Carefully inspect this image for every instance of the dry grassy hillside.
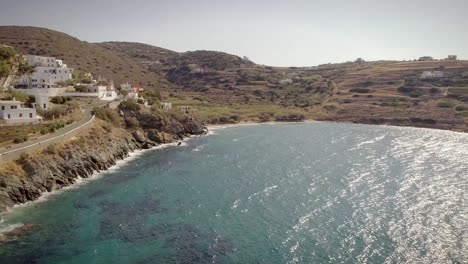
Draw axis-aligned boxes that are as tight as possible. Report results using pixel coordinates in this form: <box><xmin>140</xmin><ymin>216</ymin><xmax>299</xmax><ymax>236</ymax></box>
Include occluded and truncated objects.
<box><xmin>0</xmin><ymin>26</ymin><xmax>167</xmax><ymax>89</ymax></box>
<box><xmin>0</xmin><ymin>26</ymin><xmax>467</xmax><ymax>131</ymax></box>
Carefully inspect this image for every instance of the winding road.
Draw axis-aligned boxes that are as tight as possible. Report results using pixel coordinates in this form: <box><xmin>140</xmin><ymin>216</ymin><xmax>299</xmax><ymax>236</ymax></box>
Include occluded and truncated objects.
<box><xmin>0</xmin><ymin>101</ymin><xmax>108</xmax><ymax>163</ymax></box>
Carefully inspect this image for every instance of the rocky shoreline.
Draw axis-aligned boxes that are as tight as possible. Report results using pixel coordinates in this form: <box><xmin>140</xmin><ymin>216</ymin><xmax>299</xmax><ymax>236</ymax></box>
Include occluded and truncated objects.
<box><xmin>0</xmin><ymin>113</ymin><xmax>207</xmax><ymax>214</ymax></box>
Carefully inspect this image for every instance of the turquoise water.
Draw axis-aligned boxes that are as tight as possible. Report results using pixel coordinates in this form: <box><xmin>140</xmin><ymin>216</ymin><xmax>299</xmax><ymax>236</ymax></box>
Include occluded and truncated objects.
<box><xmin>0</xmin><ymin>122</ymin><xmax>467</xmax><ymax>263</ymax></box>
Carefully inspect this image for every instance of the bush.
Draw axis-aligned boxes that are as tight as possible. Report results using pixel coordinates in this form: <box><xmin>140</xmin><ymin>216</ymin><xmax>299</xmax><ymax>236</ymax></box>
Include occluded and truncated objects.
<box><xmin>350</xmin><ymin>88</ymin><xmax>371</xmax><ymax>93</ymax></box>
<box><xmin>13</xmin><ymin>135</ymin><xmax>28</xmax><ymax>144</ymax></box>
<box><xmin>93</xmin><ymin>107</ymin><xmax>122</xmax><ymax>126</ymax></box>
<box><xmin>119</xmin><ymin>100</ymin><xmax>141</xmax><ymax>112</ymax></box>
<box><xmin>398</xmin><ymin>86</ymin><xmax>415</xmax><ymax>93</ymax></box>
<box><xmin>437</xmin><ymin>101</ymin><xmax>454</xmax><ymax>108</ymax></box>
<box><xmin>46</xmin><ymin>144</ymin><xmax>57</xmax><ymax>154</ymax></box>
<box><xmin>275</xmin><ymin>112</ymin><xmax>305</xmax><ymax>121</ymax></box>
<box><xmin>7</xmin><ymin>91</ymin><xmax>32</xmax><ymax>103</ymax></box>
<box><xmin>430</xmin><ymin>87</ymin><xmax>440</xmax><ymax>94</ymax></box>
<box><xmin>454</xmin><ymin>105</ymin><xmax>468</xmax><ymax>111</ymax></box>
<box><xmin>125</xmin><ymin>116</ymin><xmax>140</xmax><ymax>128</ymax></box>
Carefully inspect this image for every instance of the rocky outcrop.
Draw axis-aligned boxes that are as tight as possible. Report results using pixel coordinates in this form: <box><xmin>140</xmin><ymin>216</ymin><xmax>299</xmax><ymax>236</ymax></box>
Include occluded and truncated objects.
<box><xmin>184</xmin><ymin>120</ymin><xmax>207</xmax><ymax>135</ymax></box>
<box><xmin>0</xmin><ymin>117</ymin><xmax>207</xmax><ymax>213</ymax></box>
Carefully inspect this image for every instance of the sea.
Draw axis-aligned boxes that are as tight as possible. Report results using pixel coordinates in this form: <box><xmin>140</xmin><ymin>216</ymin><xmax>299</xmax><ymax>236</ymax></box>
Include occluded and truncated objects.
<box><xmin>0</xmin><ymin>122</ymin><xmax>467</xmax><ymax>263</ymax></box>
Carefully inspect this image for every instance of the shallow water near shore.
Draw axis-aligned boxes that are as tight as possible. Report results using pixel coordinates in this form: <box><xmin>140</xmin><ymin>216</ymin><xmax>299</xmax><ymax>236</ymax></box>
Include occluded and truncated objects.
<box><xmin>0</xmin><ymin>122</ymin><xmax>467</xmax><ymax>263</ymax></box>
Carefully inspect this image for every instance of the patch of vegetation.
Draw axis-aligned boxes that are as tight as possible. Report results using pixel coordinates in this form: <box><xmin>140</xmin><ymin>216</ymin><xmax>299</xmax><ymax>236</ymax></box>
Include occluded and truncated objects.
<box><xmin>0</xmin><ymin>46</ymin><xmax>16</xmax><ymax>77</ymax></box>
<box><xmin>38</xmin><ymin>101</ymin><xmax>79</xmax><ymax>119</ymax></box>
<box><xmin>119</xmin><ymin>99</ymin><xmax>141</xmax><ymax>112</ymax></box>
<box><xmin>17</xmin><ymin>63</ymin><xmax>34</xmax><ymax>75</ymax></box>
<box><xmin>454</xmin><ymin>105</ymin><xmax>468</xmax><ymax>112</ymax></box>
<box><xmin>93</xmin><ymin>106</ymin><xmax>121</xmax><ymax>126</ymax></box>
<box><xmin>274</xmin><ymin>112</ymin><xmax>305</xmax><ymax>121</ymax></box>
<box><xmin>13</xmin><ymin>135</ymin><xmax>28</xmax><ymax>144</ymax></box>
<box><xmin>398</xmin><ymin>86</ymin><xmax>425</xmax><ymax>98</ymax></box>
<box><xmin>437</xmin><ymin>101</ymin><xmax>454</xmax><ymax>108</ymax></box>
<box><xmin>41</xmin><ymin>121</ymin><xmax>66</xmax><ymax>134</ymax></box>
<box><xmin>350</xmin><ymin>88</ymin><xmax>371</xmax><ymax>93</ymax></box>
<box><xmin>6</xmin><ymin>91</ymin><xmax>34</xmax><ymax>104</ymax></box>
<box><xmin>50</xmin><ymin>96</ymin><xmax>73</xmax><ymax>104</ymax></box>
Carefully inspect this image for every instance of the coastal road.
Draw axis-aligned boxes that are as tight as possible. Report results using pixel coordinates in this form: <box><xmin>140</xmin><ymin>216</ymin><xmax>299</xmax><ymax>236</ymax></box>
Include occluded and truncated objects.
<box><xmin>0</xmin><ymin>100</ymin><xmax>109</xmax><ymax>163</ymax></box>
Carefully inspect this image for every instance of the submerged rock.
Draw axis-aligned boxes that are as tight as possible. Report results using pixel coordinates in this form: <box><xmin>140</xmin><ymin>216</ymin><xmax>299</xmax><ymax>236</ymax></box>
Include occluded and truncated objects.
<box><xmin>0</xmin><ymin>224</ymin><xmax>40</xmax><ymax>244</ymax></box>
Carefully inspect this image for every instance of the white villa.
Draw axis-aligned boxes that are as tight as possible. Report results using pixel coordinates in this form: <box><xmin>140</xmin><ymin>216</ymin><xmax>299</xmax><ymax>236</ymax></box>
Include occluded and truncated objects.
<box><xmin>161</xmin><ymin>102</ymin><xmax>172</xmax><ymax>111</ymax></box>
<box><xmin>120</xmin><ymin>82</ymin><xmax>133</xmax><ymax>92</ymax></box>
<box><xmin>0</xmin><ymin>99</ymin><xmax>41</xmax><ymax>124</ymax></box>
<box><xmin>279</xmin><ymin>78</ymin><xmax>293</xmax><ymax>85</ymax></box>
<box><xmin>64</xmin><ymin>84</ymin><xmax>117</xmax><ymax>101</ymax></box>
<box><xmin>16</xmin><ymin>55</ymin><xmax>74</xmax><ymax>90</ymax></box>
<box><xmin>33</xmin><ymin>95</ymin><xmax>50</xmax><ymax>110</ymax></box>
<box><xmin>420</xmin><ymin>71</ymin><xmax>444</xmax><ymax>79</ymax></box>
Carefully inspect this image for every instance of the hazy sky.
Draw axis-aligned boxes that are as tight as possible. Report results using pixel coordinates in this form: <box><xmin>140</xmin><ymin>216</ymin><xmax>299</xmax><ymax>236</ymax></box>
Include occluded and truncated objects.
<box><xmin>0</xmin><ymin>0</ymin><xmax>467</xmax><ymax>66</ymax></box>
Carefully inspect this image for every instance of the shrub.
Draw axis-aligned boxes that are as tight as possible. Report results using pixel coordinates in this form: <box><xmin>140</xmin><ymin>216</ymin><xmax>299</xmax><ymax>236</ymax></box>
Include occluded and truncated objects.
<box><xmin>430</xmin><ymin>87</ymin><xmax>440</xmax><ymax>94</ymax></box>
<box><xmin>119</xmin><ymin>100</ymin><xmax>141</xmax><ymax>112</ymax></box>
<box><xmin>350</xmin><ymin>88</ymin><xmax>370</xmax><ymax>93</ymax></box>
<box><xmin>13</xmin><ymin>135</ymin><xmax>28</xmax><ymax>144</ymax></box>
<box><xmin>275</xmin><ymin>112</ymin><xmax>305</xmax><ymax>121</ymax></box>
<box><xmin>93</xmin><ymin>107</ymin><xmax>122</xmax><ymax>126</ymax></box>
<box><xmin>454</xmin><ymin>105</ymin><xmax>468</xmax><ymax>111</ymax></box>
<box><xmin>125</xmin><ymin>116</ymin><xmax>140</xmax><ymax>128</ymax></box>
<box><xmin>258</xmin><ymin>113</ymin><xmax>273</xmax><ymax>122</ymax></box>
<box><xmin>398</xmin><ymin>86</ymin><xmax>415</xmax><ymax>93</ymax></box>
<box><xmin>437</xmin><ymin>101</ymin><xmax>454</xmax><ymax>108</ymax></box>
<box><xmin>46</xmin><ymin>144</ymin><xmax>57</xmax><ymax>154</ymax></box>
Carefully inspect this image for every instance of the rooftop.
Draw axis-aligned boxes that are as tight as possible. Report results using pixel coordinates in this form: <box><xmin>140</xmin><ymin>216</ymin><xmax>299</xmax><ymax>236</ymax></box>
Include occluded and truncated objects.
<box><xmin>0</xmin><ymin>100</ymin><xmax>21</xmax><ymax>105</ymax></box>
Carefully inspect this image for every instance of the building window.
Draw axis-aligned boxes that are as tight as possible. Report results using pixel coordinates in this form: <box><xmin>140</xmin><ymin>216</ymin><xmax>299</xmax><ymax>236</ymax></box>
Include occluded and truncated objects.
<box><xmin>7</xmin><ymin>114</ymin><xmax>10</xmax><ymax>119</ymax></box>
<box><xmin>19</xmin><ymin>113</ymin><xmax>23</xmax><ymax>118</ymax></box>
<box><xmin>30</xmin><ymin>113</ymin><xmax>33</xmax><ymax>118</ymax></box>
<box><xmin>1</xmin><ymin>106</ymin><xmax>4</xmax><ymax>110</ymax></box>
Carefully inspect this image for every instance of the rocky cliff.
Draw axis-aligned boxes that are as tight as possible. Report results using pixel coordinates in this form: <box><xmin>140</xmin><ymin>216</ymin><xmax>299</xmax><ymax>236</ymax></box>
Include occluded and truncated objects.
<box><xmin>0</xmin><ymin>115</ymin><xmax>207</xmax><ymax>213</ymax></box>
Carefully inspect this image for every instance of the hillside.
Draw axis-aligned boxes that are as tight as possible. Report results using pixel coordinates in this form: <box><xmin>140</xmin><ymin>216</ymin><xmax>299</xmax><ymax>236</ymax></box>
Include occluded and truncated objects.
<box><xmin>0</xmin><ymin>26</ymin><xmax>467</xmax><ymax>131</ymax></box>
<box><xmin>0</xmin><ymin>26</ymin><xmax>168</xmax><ymax>89</ymax></box>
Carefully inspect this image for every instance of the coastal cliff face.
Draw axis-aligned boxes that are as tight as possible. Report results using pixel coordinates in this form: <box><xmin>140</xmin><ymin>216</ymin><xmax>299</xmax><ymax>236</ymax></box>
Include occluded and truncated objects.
<box><xmin>0</xmin><ymin>115</ymin><xmax>207</xmax><ymax>213</ymax></box>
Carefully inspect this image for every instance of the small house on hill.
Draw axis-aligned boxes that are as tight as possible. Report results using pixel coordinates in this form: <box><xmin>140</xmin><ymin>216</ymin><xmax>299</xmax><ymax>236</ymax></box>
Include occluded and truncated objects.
<box><xmin>420</xmin><ymin>71</ymin><xmax>444</xmax><ymax>79</ymax></box>
<box><xmin>0</xmin><ymin>98</ymin><xmax>41</xmax><ymax>124</ymax></box>
<box><xmin>418</xmin><ymin>56</ymin><xmax>434</xmax><ymax>61</ymax></box>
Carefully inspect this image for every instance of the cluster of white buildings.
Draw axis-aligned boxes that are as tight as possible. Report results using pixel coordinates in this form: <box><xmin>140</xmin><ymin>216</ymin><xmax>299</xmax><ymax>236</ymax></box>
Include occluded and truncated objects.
<box><xmin>120</xmin><ymin>82</ymin><xmax>148</xmax><ymax>106</ymax></box>
<box><xmin>15</xmin><ymin>55</ymin><xmax>73</xmax><ymax>90</ymax></box>
<box><xmin>64</xmin><ymin>76</ymin><xmax>118</xmax><ymax>101</ymax></box>
<box><xmin>420</xmin><ymin>71</ymin><xmax>444</xmax><ymax>79</ymax></box>
<box><xmin>0</xmin><ymin>55</ymin><xmax>123</xmax><ymax>124</ymax></box>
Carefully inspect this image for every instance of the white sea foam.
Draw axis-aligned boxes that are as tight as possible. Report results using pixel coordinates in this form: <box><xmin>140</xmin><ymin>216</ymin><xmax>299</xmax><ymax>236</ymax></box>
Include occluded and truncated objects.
<box><xmin>247</xmin><ymin>185</ymin><xmax>278</xmax><ymax>200</ymax></box>
<box><xmin>231</xmin><ymin>199</ymin><xmax>241</xmax><ymax>209</ymax></box>
<box><xmin>0</xmin><ymin>222</ymin><xmax>24</xmax><ymax>235</ymax></box>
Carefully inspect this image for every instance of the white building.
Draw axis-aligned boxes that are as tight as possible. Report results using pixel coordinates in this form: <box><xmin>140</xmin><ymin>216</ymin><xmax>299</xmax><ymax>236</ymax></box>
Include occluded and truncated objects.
<box><xmin>447</xmin><ymin>55</ymin><xmax>457</xmax><ymax>61</ymax></box>
<box><xmin>0</xmin><ymin>99</ymin><xmax>41</xmax><ymax>124</ymax></box>
<box><xmin>120</xmin><ymin>82</ymin><xmax>133</xmax><ymax>92</ymax></box>
<box><xmin>420</xmin><ymin>71</ymin><xmax>444</xmax><ymax>79</ymax></box>
<box><xmin>27</xmin><ymin>55</ymin><xmax>57</xmax><ymax>68</ymax></box>
<box><xmin>33</xmin><ymin>95</ymin><xmax>50</xmax><ymax>110</ymax></box>
<box><xmin>64</xmin><ymin>85</ymin><xmax>117</xmax><ymax>101</ymax></box>
<box><xmin>16</xmin><ymin>55</ymin><xmax>74</xmax><ymax>89</ymax></box>
<box><xmin>279</xmin><ymin>78</ymin><xmax>293</xmax><ymax>85</ymax></box>
<box><xmin>161</xmin><ymin>102</ymin><xmax>172</xmax><ymax>111</ymax></box>
<box><xmin>12</xmin><ymin>87</ymin><xmax>67</xmax><ymax>97</ymax></box>
<box><xmin>126</xmin><ymin>92</ymin><xmax>148</xmax><ymax>106</ymax></box>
